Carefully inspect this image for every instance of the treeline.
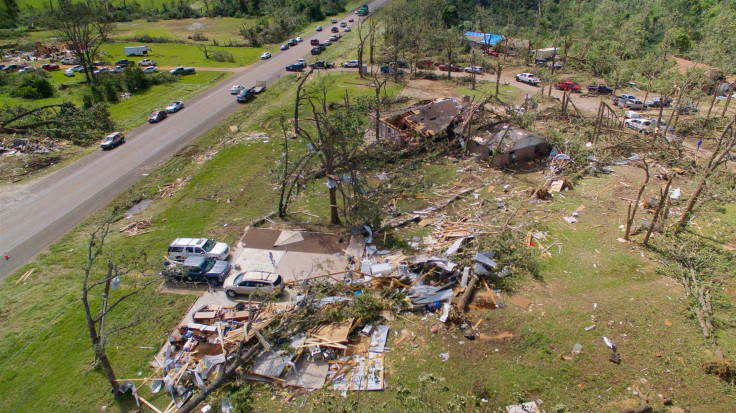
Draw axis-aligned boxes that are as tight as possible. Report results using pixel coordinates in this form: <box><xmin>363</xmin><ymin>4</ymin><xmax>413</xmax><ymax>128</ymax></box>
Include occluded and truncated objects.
<box><xmin>1</xmin><ymin>0</ymin><xmax>348</xmax><ymax>34</ymax></box>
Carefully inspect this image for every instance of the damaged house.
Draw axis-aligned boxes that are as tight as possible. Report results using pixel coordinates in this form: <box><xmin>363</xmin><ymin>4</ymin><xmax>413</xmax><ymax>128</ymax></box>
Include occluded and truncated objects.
<box><xmin>468</xmin><ymin>124</ymin><xmax>550</xmax><ymax>168</ymax></box>
<box><xmin>374</xmin><ymin>98</ymin><xmax>464</xmax><ymax>147</ymax></box>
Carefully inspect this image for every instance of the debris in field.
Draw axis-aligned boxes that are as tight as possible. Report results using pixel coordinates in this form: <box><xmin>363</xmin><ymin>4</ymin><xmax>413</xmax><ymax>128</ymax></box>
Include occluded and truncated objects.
<box><xmin>506</xmin><ymin>401</ymin><xmax>540</xmax><ymax>413</ymax></box>
<box><xmin>439</xmin><ymin>352</ymin><xmax>450</xmax><ymax>362</ymax></box>
<box><xmin>119</xmin><ymin>218</ymin><xmax>152</xmax><ymax>236</ymax></box>
<box><xmin>478</xmin><ymin>331</ymin><xmax>514</xmax><ymax>342</ymax></box>
<box><xmin>670</xmin><ymin>187</ymin><xmax>681</xmax><ymax>200</ymax></box>
<box><xmin>564</xmin><ymin>216</ymin><xmax>578</xmax><ymax>224</ymax></box>
<box><xmin>585</xmin><ymin>325</ymin><xmax>597</xmax><ymax>331</ymax></box>
<box><xmin>572</xmin><ymin>343</ymin><xmax>582</xmax><ymax>354</ymax></box>
<box><xmin>610</xmin><ymin>353</ymin><xmax>621</xmax><ymax>363</ymax></box>
<box><xmin>603</xmin><ymin>336</ymin><xmax>616</xmax><ymax>350</ymax></box>
<box><xmin>158</xmin><ymin>177</ymin><xmax>189</xmax><ymax>198</ymax></box>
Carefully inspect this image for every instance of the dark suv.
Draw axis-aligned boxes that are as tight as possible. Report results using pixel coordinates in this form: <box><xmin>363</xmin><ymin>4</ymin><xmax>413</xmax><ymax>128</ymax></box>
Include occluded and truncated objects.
<box><xmin>161</xmin><ymin>256</ymin><xmax>231</xmax><ymax>285</ymax></box>
<box><xmin>236</xmin><ymin>88</ymin><xmax>256</xmax><ymax>103</ymax></box>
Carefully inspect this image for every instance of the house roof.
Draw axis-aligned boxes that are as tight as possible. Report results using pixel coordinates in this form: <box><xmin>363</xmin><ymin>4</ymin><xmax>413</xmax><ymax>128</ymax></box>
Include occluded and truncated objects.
<box><xmin>472</xmin><ymin>124</ymin><xmax>547</xmax><ymax>151</ymax></box>
<box><xmin>404</xmin><ymin>98</ymin><xmax>463</xmax><ymax>137</ymax></box>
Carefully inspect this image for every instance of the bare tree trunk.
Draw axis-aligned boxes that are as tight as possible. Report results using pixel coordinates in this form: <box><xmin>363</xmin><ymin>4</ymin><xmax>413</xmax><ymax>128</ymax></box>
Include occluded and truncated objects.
<box><xmin>643</xmin><ymin>175</ymin><xmax>674</xmax><ymax>246</ymax></box>
<box><xmin>495</xmin><ymin>59</ymin><xmax>502</xmax><ymax>96</ymax></box>
<box><xmin>471</xmin><ymin>51</ymin><xmax>476</xmax><ymax>90</ymax></box>
<box><xmin>704</xmin><ymin>89</ymin><xmax>718</xmax><ymax>127</ymax></box>
<box><xmin>721</xmin><ymin>83</ymin><xmax>734</xmax><ymax>117</ymax></box>
<box><xmin>625</xmin><ymin>160</ymin><xmax>649</xmax><ymax>240</ymax></box>
<box><xmin>329</xmin><ymin>183</ymin><xmax>341</xmax><ymax>225</ymax></box>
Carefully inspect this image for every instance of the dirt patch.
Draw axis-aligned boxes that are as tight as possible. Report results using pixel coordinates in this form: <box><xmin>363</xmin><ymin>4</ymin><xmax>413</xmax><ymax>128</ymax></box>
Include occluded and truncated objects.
<box><xmin>398</xmin><ymin>79</ymin><xmax>460</xmax><ymax>100</ymax></box>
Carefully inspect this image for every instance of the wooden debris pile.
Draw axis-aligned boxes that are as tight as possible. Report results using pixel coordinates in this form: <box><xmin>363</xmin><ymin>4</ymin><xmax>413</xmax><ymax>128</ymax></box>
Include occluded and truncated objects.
<box><xmin>384</xmin><ymin>186</ymin><xmax>475</xmax><ymax>228</ymax></box>
<box><xmin>119</xmin><ymin>218</ymin><xmax>152</xmax><ymax>236</ymax></box>
<box><xmin>158</xmin><ymin>177</ymin><xmax>189</xmax><ymax>198</ymax></box>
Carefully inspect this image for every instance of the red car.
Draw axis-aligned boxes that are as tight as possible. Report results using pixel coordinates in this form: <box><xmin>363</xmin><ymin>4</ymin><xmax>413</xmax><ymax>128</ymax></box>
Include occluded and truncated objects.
<box><xmin>438</xmin><ymin>64</ymin><xmax>462</xmax><ymax>72</ymax></box>
<box><xmin>41</xmin><ymin>63</ymin><xmax>60</xmax><ymax>71</ymax></box>
<box><xmin>554</xmin><ymin>81</ymin><xmax>582</xmax><ymax>92</ymax></box>
<box><xmin>483</xmin><ymin>49</ymin><xmax>499</xmax><ymax>57</ymax></box>
<box><xmin>148</xmin><ymin>110</ymin><xmax>168</xmax><ymax>123</ymax></box>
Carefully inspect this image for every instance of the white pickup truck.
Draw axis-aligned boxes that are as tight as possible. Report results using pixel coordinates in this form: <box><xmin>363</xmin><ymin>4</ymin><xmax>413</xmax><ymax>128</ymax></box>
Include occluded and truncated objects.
<box><xmin>515</xmin><ymin>73</ymin><xmax>540</xmax><ymax>86</ymax></box>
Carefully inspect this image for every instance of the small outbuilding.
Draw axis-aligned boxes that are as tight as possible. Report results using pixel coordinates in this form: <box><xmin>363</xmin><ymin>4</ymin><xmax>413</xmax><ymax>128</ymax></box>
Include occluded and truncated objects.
<box><xmin>374</xmin><ymin>98</ymin><xmax>464</xmax><ymax>147</ymax></box>
<box><xmin>468</xmin><ymin>124</ymin><xmax>550</xmax><ymax>168</ymax></box>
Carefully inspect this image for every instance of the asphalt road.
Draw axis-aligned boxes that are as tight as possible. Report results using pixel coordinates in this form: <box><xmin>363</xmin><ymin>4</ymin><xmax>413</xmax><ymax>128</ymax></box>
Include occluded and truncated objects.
<box><xmin>0</xmin><ymin>0</ymin><xmax>391</xmax><ymax>279</ymax></box>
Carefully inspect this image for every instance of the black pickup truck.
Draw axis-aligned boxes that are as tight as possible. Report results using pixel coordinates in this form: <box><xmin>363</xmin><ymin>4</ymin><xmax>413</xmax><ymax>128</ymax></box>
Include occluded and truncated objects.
<box><xmin>586</xmin><ymin>84</ymin><xmax>614</xmax><ymax>95</ymax></box>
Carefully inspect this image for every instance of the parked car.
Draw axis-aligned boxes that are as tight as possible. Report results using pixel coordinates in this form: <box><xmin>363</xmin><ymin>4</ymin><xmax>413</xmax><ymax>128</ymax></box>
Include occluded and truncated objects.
<box><xmin>310</xmin><ymin>60</ymin><xmax>334</xmax><ymax>69</ymax></box>
<box><xmin>288</xmin><ymin>38</ymin><xmax>298</xmax><ymax>46</ymax></box>
<box><xmin>323</xmin><ymin>40</ymin><xmax>332</xmax><ymax>46</ymax></box>
<box><xmin>310</xmin><ymin>38</ymin><xmax>320</xmax><ymax>46</ymax></box>
<box><xmin>348</xmin><ymin>18</ymin><xmax>354</xmax><ymax>22</ymax></box>
<box><xmin>18</xmin><ymin>67</ymin><xmax>35</xmax><ymax>73</ymax></box>
<box><xmin>138</xmin><ymin>58</ymin><xmax>156</xmax><ymax>67</ymax></box>
<box><xmin>624</xmin><ymin>110</ymin><xmax>641</xmax><ymax>119</ymax></box>
<box><xmin>311</xmin><ymin>47</ymin><xmax>322</xmax><ymax>55</ymax></box>
<box><xmin>223</xmin><ymin>271</ymin><xmax>285</xmax><ymax>297</ymax></box>
<box><xmin>464</xmin><ymin>66</ymin><xmax>482</xmax><ymax>74</ymax></box>
<box><xmin>329</xmin><ymin>35</ymin><xmax>338</xmax><ymax>42</ymax></box>
<box><xmin>297</xmin><ymin>58</ymin><xmax>306</xmax><ymax>64</ymax></box>
<box><xmin>553</xmin><ymin>81</ymin><xmax>581</xmax><ymax>92</ymax></box>
<box><xmin>165</xmin><ymin>101</ymin><xmax>184</xmax><ymax>113</ymax></box>
<box><xmin>483</xmin><ymin>49</ymin><xmax>499</xmax><ymax>56</ymax></box>
<box><xmin>280</xmin><ymin>44</ymin><xmax>289</xmax><ymax>51</ymax></box>
<box><xmin>586</xmin><ymin>84</ymin><xmax>614</xmax><ymax>95</ymax></box>
<box><xmin>148</xmin><ymin>110</ymin><xmax>168</xmax><ymax>123</ymax></box>
<box><xmin>331</xmin><ymin>18</ymin><xmax>338</xmax><ymax>23</ymax></box>
<box><xmin>343</xmin><ymin>60</ymin><xmax>360</xmax><ymax>68</ymax></box>
<box><xmin>60</xmin><ymin>57</ymin><xmax>77</xmax><ymax>65</ymax></box>
<box><xmin>620</xmin><ymin>99</ymin><xmax>644</xmax><ymax>110</ymax></box>
<box><xmin>169</xmin><ymin>66</ymin><xmax>194</xmax><ymax>75</ymax></box>
<box><xmin>331</xmin><ymin>26</ymin><xmax>339</xmax><ymax>33</ymax></box>
<box><xmin>380</xmin><ymin>65</ymin><xmax>404</xmax><ymax>75</ymax></box>
<box><xmin>316</xmin><ymin>26</ymin><xmax>323</xmax><ymax>32</ymax></box>
<box><xmin>286</xmin><ymin>63</ymin><xmax>304</xmax><ymax>72</ymax></box>
<box><xmin>70</xmin><ymin>65</ymin><xmax>85</xmax><ymax>72</ymax></box>
<box><xmin>99</xmin><ymin>131</ymin><xmax>125</xmax><ymax>150</ymax></box>
<box><xmin>167</xmin><ymin>238</ymin><xmax>231</xmax><ymax>261</ymax></box>
<box><xmin>115</xmin><ymin>59</ymin><xmax>135</xmax><ymax>67</ymax></box>
<box><xmin>143</xmin><ymin>66</ymin><xmax>159</xmax><ymax>74</ymax></box>
<box><xmin>515</xmin><ymin>73</ymin><xmax>540</xmax><ymax>86</ymax></box>
<box><xmin>438</xmin><ymin>64</ymin><xmax>462</xmax><ymax>72</ymax></box>
<box><xmin>535</xmin><ymin>59</ymin><xmax>547</xmax><ymax>66</ymax></box>
<box><xmin>63</xmin><ymin>68</ymin><xmax>75</xmax><ymax>77</ymax></box>
<box><xmin>296</xmin><ymin>37</ymin><xmax>303</xmax><ymax>42</ymax></box>
<box><xmin>344</xmin><ymin>26</ymin><xmax>351</xmax><ymax>32</ymax></box>
<box><xmin>112</xmin><ymin>65</ymin><xmax>127</xmax><ymax>73</ymax></box>
<box><xmin>162</xmin><ymin>256</ymin><xmax>231</xmax><ymax>286</ymax></box>
<box><xmin>236</xmin><ymin>88</ymin><xmax>256</xmax><ymax>103</ymax></box>
<box><xmin>340</xmin><ymin>22</ymin><xmax>347</xmax><ymax>27</ymax></box>
<box><xmin>624</xmin><ymin>118</ymin><xmax>652</xmax><ymax>133</ymax></box>
<box><xmin>230</xmin><ymin>85</ymin><xmax>245</xmax><ymax>94</ymax></box>
<box><xmin>645</xmin><ymin>96</ymin><xmax>672</xmax><ymax>108</ymax></box>
<box><xmin>613</xmin><ymin>94</ymin><xmax>638</xmax><ymax>106</ymax></box>
<box><xmin>260</xmin><ymin>52</ymin><xmax>272</xmax><ymax>60</ymax></box>
<box><xmin>41</xmin><ymin>63</ymin><xmax>60</xmax><ymax>71</ymax></box>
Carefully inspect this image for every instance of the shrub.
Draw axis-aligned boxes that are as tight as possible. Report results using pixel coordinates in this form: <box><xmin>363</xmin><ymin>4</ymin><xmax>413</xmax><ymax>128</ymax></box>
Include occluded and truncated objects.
<box><xmin>9</xmin><ymin>72</ymin><xmax>55</xmax><ymax>99</ymax></box>
<box><xmin>210</xmin><ymin>50</ymin><xmax>234</xmax><ymax>62</ymax></box>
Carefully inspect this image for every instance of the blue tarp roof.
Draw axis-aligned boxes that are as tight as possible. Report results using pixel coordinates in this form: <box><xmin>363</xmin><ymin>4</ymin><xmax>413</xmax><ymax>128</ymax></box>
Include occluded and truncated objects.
<box><xmin>464</xmin><ymin>32</ymin><xmax>503</xmax><ymax>46</ymax></box>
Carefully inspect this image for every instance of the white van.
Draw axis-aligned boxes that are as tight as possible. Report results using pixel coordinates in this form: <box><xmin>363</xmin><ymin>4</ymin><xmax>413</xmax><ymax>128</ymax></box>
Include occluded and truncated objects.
<box><xmin>167</xmin><ymin>238</ymin><xmax>230</xmax><ymax>261</ymax></box>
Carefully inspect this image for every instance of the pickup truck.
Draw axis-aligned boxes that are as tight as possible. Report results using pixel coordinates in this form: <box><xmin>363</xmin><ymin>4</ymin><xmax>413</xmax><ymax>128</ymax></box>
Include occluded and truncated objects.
<box><xmin>170</xmin><ymin>66</ymin><xmax>196</xmax><ymax>75</ymax></box>
<box><xmin>515</xmin><ymin>73</ymin><xmax>540</xmax><ymax>86</ymax></box>
<box><xmin>138</xmin><ymin>58</ymin><xmax>157</xmax><ymax>67</ymax></box>
<box><xmin>613</xmin><ymin>94</ymin><xmax>639</xmax><ymax>106</ymax></box>
<box><xmin>586</xmin><ymin>84</ymin><xmax>614</xmax><ymax>95</ymax></box>
<box><xmin>115</xmin><ymin>59</ymin><xmax>135</xmax><ymax>67</ymax></box>
<box><xmin>161</xmin><ymin>256</ymin><xmax>231</xmax><ymax>286</ymax></box>
<box><xmin>554</xmin><ymin>81</ymin><xmax>581</xmax><ymax>92</ymax></box>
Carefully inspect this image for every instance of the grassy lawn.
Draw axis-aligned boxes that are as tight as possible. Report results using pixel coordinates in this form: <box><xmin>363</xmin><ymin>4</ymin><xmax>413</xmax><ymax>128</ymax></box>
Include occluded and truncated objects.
<box><xmin>116</xmin><ymin>17</ymin><xmax>249</xmax><ymax>45</ymax></box>
<box><xmin>0</xmin><ymin>70</ymin><xmax>230</xmax><ymax>132</ymax></box>
<box><xmin>98</xmin><ymin>42</ymin><xmax>269</xmax><ymax>68</ymax></box>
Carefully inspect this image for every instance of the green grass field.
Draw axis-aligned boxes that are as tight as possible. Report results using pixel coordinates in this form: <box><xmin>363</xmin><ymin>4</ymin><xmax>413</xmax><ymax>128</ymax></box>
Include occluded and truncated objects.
<box><xmin>0</xmin><ymin>70</ymin><xmax>229</xmax><ymax>131</ymax></box>
<box><xmin>98</xmin><ymin>42</ymin><xmax>269</xmax><ymax>68</ymax></box>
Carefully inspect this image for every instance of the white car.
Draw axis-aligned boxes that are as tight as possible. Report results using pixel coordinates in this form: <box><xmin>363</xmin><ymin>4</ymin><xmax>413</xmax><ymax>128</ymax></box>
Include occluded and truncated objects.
<box><xmin>70</xmin><ymin>65</ymin><xmax>85</xmax><ymax>72</ymax></box>
<box><xmin>167</xmin><ymin>238</ymin><xmax>231</xmax><ymax>262</ymax></box>
<box><xmin>165</xmin><ymin>101</ymin><xmax>184</xmax><ymax>113</ymax></box>
<box><xmin>624</xmin><ymin>110</ymin><xmax>641</xmax><ymax>119</ymax></box>
<box><xmin>343</xmin><ymin>60</ymin><xmax>359</xmax><ymax>68</ymax></box>
<box><xmin>230</xmin><ymin>85</ymin><xmax>245</xmax><ymax>94</ymax></box>
<box><xmin>142</xmin><ymin>66</ymin><xmax>158</xmax><ymax>74</ymax></box>
<box><xmin>297</xmin><ymin>58</ymin><xmax>306</xmax><ymax>65</ymax></box>
<box><xmin>464</xmin><ymin>66</ymin><xmax>482</xmax><ymax>74</ymax></box>
<box><xmin>63</xmin><ymin>68</ymin><xmax>75</xmax><ymax>77</ymax></box>
<box><xmin>112</xmin><ymin>65</ymin><xmax>126</xmax><ymax>73</ymax></box>
<box><xmin>139</xmin><ymin>58</ymin><xmax>155</xmax><ymax>67</ymax></box>
<box><xmin>261</xmin><ymin>52</ymin><xmax>271</xmax><ymax>60</ymax></box>
<box><xmin>515</xmin><ymin>73</ymin><xmax>540</xmax><ymax>85</ymax></box>
<box><xmin>280</xmin><ymin>44</ymin><xmax>289</xmax><ymax>51</ymax></box>
<box><xmin>60</xmin><ymin>57</ymin><xmax>76</xmax><ymax>65</ymax></box>
<box><xmin>296</xmin><ymin>37</ymin><xmax>303</xmax><ymax>42</ymax></box>
<box><xmin>223</xmin><ymin>271</ymin><xmax>285</xmax><ymax>298</ymax></box>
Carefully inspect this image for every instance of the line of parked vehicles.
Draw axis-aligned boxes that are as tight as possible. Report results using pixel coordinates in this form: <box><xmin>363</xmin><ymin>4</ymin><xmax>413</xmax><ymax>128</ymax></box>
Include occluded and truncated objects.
<box><xmin>161</xmin><ymin>237</ymin><xmax>285</xmax><ymax>297</ymax></box>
